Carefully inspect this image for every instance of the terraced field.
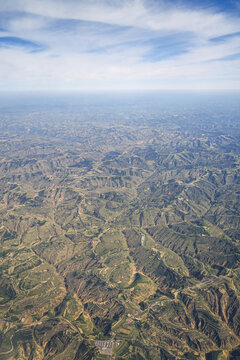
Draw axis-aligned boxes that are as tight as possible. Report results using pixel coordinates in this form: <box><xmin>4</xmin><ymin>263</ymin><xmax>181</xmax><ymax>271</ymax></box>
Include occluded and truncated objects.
<box><xmin>0</xmin><ymin>97</ymin><xmax>240</xmax><ymax>359</ymax></box>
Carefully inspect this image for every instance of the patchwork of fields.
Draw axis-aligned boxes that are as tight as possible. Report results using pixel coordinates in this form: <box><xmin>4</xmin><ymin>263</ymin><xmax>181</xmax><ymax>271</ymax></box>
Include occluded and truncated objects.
<box><xmin>0</xmin><ymin>106</ymin><xmax>240</xmax><ymax>359</ymax></box>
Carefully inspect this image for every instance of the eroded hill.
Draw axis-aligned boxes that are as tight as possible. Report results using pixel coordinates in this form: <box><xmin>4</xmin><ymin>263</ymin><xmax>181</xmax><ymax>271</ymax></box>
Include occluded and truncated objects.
<box><xmin>0</xmin><ymin>99</ymin><xmax>240</xmax><ymax>360</ymax></box>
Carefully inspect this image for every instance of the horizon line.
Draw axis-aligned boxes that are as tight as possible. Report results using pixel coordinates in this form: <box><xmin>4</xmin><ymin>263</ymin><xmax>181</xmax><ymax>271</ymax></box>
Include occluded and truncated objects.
<box><xmin>1</xmin><ymin>88</ymin><xmax>240</xmax><ymax>94</ymax></box>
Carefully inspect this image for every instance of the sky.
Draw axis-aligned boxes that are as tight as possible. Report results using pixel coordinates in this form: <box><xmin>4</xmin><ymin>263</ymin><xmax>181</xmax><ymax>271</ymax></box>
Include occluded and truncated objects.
<box><xmin>0</xmin><ymin>0</ymin><xmax>240</xmax><ymax>91</ymax></box>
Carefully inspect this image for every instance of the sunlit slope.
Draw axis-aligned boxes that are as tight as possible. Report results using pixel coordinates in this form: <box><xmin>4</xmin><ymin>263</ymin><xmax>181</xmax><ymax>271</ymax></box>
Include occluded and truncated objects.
<box><xmin>0</xmin><ymin>113</ymin><xmax>240</xmax><ymax>359</ymax></box>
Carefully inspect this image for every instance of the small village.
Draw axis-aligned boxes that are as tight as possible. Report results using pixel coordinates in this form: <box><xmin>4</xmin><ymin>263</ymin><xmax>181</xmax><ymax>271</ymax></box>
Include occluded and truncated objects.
<box><xmin>95</xmin><ymin>340</ymin><xmax>120</xmax><ymax>356</ymax></box>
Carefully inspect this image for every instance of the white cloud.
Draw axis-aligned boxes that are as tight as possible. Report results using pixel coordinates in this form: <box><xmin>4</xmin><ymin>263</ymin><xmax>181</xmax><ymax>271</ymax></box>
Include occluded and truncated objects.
<box><xmin>3</xmin><ymin>0</ymin><xmax>239</xmax><ymax>37</ymax></box>
<box><xmin>0</xmin><ymin>0</ymin><xmax>239</xmax><ymax>90</ymax></box>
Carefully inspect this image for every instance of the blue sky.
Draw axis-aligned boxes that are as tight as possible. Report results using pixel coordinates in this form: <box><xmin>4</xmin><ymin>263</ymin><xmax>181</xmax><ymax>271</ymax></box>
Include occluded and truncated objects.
<box><xmin>0</xmin><ymin>0</ymin><xmax>240</xmax><ymax>91</ymax></box>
